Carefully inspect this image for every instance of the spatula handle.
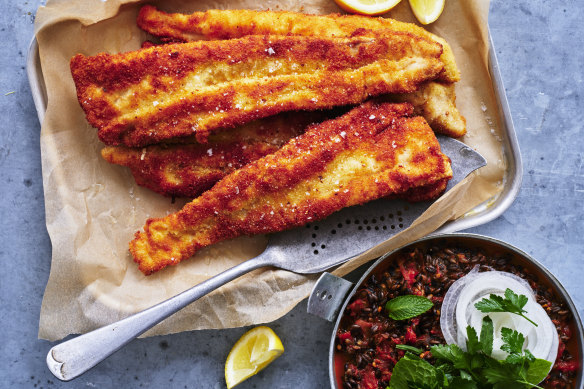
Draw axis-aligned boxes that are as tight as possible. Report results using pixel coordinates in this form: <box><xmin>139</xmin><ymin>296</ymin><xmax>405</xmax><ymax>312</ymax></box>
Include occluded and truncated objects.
<box><xmin>46</xmin><ymin>255</ymin><xmax>271</xmax><ymax>381</ymax></box>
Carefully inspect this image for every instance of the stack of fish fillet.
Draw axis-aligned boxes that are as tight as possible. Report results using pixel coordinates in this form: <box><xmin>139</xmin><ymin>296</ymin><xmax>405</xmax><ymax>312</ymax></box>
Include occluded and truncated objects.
<box><xmin>70</xmin><ymin>7</ymin><xmax>464</xmax><ymax>274</ymax></box>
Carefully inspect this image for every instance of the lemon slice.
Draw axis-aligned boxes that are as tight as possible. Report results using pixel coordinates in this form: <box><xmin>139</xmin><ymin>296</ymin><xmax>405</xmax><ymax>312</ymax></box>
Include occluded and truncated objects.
<box><xmin>408</xmin><ymin>0</ymin><xmax>445</xmax><ymax>24</ymax></box>
<box><xmin>334</xmin><ymin>0</ymin><xmax>402</xmax><ymax>16</ymax></box>
<box><xmin>225</xmin><ymin>326</ymin><xmax>284</xmax><ymax>389</ymax></box>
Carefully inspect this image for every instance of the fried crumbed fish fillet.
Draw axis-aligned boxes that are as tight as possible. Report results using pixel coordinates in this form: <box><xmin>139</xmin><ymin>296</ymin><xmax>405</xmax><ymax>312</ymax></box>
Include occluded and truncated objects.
<box><xmin>137</xmin><ymin>5</ymin><xmax>459</xmax><ymax>83</ymax></box>
<box><xmin>130</xmin><ymin>102</ymin><xmax>453</xmax><ymax>275</ymax></box>
<box><xmin>101</xmin><ymin>111</ymin><xmax>332</xmax><ymax>198</ymax></box>
<box><xmin>136</xmin><ymin>6</ymin><xmax>466</xmax><ymax>137</ymax></box>
<box><xmin>70</xmin><ymin>33</ymin><xmax>443</xmax><ymax>146</ymax></box>
<box><xmin>386</xmin><ymin>82</ymin><xmax>466</xmax><ymax>137</ymax></box>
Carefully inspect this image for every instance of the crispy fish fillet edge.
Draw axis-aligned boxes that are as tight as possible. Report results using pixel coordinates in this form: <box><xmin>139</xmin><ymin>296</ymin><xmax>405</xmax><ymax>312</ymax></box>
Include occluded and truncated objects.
<box><xmin>386</xmin><ymin>82</ymin><xmax>466</xmax><ymax>137</ymax></box>
<box><xmin>130</xmin><ymin>102</ymin><xmax>453</xmax><ymax>275</ymax></box>
<box><xmin>101</xmin><ymin>91</ymin><xmax>462</xmax><ymax>199</ymax></box>
<box><xmin>70</xmin><ymin>33</ymin><xmax>443</xmax><ymax>146</ymax></box>
<box><xmin>101</xmin><ymin>111</ymin><xmax>330</xmax><ymax>198</ymax></box>
<box><xmin>136</xmin><ymin>6</ymin><xmax>466</xmax><ymax>137</ymax></box>
<box><xmin>137</xmin><ymin>5</ymin><xmax>460</xmax><ymax>83</ymax></box>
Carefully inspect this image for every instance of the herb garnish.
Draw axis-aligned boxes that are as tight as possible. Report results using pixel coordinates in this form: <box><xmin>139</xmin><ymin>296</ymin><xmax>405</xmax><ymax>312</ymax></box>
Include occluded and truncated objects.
<box><xmin>395</xmin><ymin>344</ymin><xmax>424</xmax><ymax>355</ymax></box>
<box><xmin>387</xmin><ymin>316</ymin><xmax>552</xmax><ymax>389</ymax></box>
<box><xmin>474</xmin><ymin>288</ymin><xmax>538</xmax><ymax>327</ymax></box>
<box><xmin>385</xmin><ymin>295</ymin><xmax>434</xmax><ymax>321</ymax></box>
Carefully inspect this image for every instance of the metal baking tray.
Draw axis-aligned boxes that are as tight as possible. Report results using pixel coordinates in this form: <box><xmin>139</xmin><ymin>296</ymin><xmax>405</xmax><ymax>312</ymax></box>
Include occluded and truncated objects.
<box><xmin>26</xmin><ymin>28</ymin><xmax>522</xmax><ymax>236</ymax></box>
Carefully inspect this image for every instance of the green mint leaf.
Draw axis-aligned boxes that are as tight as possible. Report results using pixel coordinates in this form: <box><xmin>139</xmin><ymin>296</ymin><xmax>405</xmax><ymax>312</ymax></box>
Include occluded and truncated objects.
<box><xmin>396</xmin><ymin>344</ymin><xmax>423</xmax><ymax>355</ymax></box>
<box><xmin>525</xmin><ymin>358</ymin><xmax>552</xmax><ymax>386</ymax></box>
<box><xmin>389</xmin><ymin>357</ymin><xmax>440</xmax><ymax>389</ymax></box>
<box><xmin>385</xmin><ymin>295</ymin><xmax>433</xmax><ymax>321</ymax></box>
<box><xmin>403</xmin><ymin>352</ymin><xmax>422</xmax><ymax>361</ymax></box>
<box><xmin>466</xmin><ymin>325</ymin><xmax>481</xmax><ymax>355</ymax></box>
<box><xmin>479</xmin><ymin>316</ymin><xmax>494</xmax><ymax>356</ymax></box>
<box><xmin>500</xmin><ymin>328</ymin><xmax>525</xmax><ymax>355</ymax></box>
<box><xmin>492</xmin><ymin>383</ymin><xmax>523</xmax><ymax>389</ymax></box>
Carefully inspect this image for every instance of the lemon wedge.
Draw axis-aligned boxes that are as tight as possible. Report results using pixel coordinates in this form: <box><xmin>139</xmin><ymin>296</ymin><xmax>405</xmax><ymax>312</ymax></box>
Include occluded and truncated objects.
<box><xmin>408</xmin><ymin>0</ymin><xmax>445</xmax><ymax>24</ymax></box>
<box><xmin>225</xmin><ymin>326</ymin><xmax>284</xmax><ymax>389</ymax></box>
<box><xmin>333</xmin><ymin>0</ymin><xmax>402</xmax><ymax>16</ymax></box>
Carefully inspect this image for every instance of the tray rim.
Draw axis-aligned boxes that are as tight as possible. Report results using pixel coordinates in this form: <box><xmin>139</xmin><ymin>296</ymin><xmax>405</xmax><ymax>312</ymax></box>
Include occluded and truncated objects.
<box><xmin>26</xmin><ymin>29</ymin><xmax>522</xmax><ymax>234</ymax></box>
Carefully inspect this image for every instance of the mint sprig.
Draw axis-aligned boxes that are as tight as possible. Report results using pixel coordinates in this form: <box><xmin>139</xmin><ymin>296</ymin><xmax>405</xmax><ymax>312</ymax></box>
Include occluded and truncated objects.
<box><xmin>474</xmin><ymin>288</ymin><xmax>538</xmax><ymax>327</ymax></box>
<box><xmin>395</xmin><ymin>344</ymin><xmax>424</xmax><ymax>355</ymax></box>
<box><xmin>385</xmin><ymin>295</ymin><xmax>433</xmax><ymax>321</ymax></box>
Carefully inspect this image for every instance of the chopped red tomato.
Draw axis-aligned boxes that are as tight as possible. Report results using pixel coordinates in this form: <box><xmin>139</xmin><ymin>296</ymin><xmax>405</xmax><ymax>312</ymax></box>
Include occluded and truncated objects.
<box><xmin>555</xmin><ymin>342</ymin><xmax>565</xmax><ymax>362</ymax></box>
<box><xmin>376</xmin><ymin>342</ymin><xmax>397</xmax><ymax>364</ymax></box>
<box><xmin>399</xmin><ymin>262</ymin><xmax>419</xmax><ymax>288</ymax></box>
<box><xmin>360</xmin><ymin>366</ymin><xmax>378</xmax><ymax>389</ymax></box>
<box><xmin>347</xmin><ymin>298</ymin><xmax>367</xmax><ymax>316</ymax></box>
<box><xmin>354</xmin><ymin>319</ymin><xmax>373</xmax><ymax>338</ymax></box>
<box><xmin>405</xmin><ymin>326</ymin><xmax>417</xmax><ymax>344</ymax></box>
<box><xmin>338</xmin><ymin>331</ymin><xmax>352</xmax><ymax>342</ymax></box>
<box><xmin>555</xmin><ymin>360</ymin><xmax>579</xmax><ymax>372</ymax></box>
<box><xmin>373</xmin><ymin>358</ymin><xmax>393</xmax><ymax>382</ymax></box>
<box><xmin>561</xmin><ymin>325</ymin><xmax>572</xmax><ymax>338</ymax></box>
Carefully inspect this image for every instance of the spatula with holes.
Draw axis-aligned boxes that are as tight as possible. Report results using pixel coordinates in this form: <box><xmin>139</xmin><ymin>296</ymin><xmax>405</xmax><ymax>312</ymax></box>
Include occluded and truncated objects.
<box><xmin>46</xmin><ymin>135</ymin><xmax>485</xmax><ymax>381</ymax></box>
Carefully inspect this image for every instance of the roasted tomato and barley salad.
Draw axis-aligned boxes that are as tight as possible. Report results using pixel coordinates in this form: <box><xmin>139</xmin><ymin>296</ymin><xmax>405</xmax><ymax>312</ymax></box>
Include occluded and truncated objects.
<box><xmin>335</xmin><ymin>245</ymin><xmax>579</xmax><ymax>389</ymax></box>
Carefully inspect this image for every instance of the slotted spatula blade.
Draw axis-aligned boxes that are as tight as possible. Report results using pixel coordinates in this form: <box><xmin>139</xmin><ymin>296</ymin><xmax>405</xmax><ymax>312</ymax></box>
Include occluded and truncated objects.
<box><xmin>47</xmin><ymin>136</ymin><xmax>485</xmax><ymax>381</ymax></box>
<box><xmin>265</xmin><ymin>135</ymin><xmax>486</xmax><ymax>273</ymax></box>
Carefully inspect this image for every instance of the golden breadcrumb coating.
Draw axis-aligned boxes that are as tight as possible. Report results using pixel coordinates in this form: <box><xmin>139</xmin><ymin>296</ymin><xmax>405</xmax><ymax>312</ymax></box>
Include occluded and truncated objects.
<box><xmin>130</xmin><ymin>102</ymin><xmax>452</xmax><ymax>275</ymax></box>
<box><xmin>101</xmin><ymin>111</ymin><xmax>332</xmax><ymax>197</ymax></box>
<box><xmin>137</xmin><ymin>5</ymin><xmax>460</xmax><ymax>82</ymax></box>
<box><xmin>70</xmin><ymin>33</ymin><xmax>443</xmax><ymax>146</ymax></box>
<box><xmin>136</xmin><ymin>6</ymin><xmax>466</xmax><ymax>137</ymax></box>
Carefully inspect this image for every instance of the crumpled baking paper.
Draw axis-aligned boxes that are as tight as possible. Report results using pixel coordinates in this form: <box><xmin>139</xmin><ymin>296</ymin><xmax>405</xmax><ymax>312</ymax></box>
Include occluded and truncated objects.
<box><xmin>34</xmin><ymin>0</ymin><xmax>500</xmax><ymax>340</ymax></box>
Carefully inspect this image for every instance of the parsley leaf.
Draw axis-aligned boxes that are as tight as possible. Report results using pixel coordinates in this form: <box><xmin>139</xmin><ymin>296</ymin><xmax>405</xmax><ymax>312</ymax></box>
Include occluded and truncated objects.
<box><xmin>390</xmin><ymin>317</ymin><xmax>550</xmax><ymax>389</ymax></box>
<box><xmin>479</xmin><ymin>316</ymin><xmax>494</xmax><ymax>357</ymax></box>
<box><xmin>474</xmin><ymin>288</ymin><xmax>538</xmax><ymax>327</ymax></box>
<box><xmin>431</xmin><ymin>344</ymin><xmax>466</xmax><ymax>365</ymax></box>
<box><xmin>466</xmin><ymin>325</ymin><xmax>481</xmax><ymax>355</ymax></box>
<box><xmin>482</xmin><ymin>357</ymin><xmax>515</xmax><ymax>385</ymax></box>
<box><xmin>500</xmin><ymin>328</ymin><xmax>525</xmax><ymax>355</ymax></box>
<box><xmin>449</xmin><ymin>377</ymin><xmax>478</xmax><ymax>389</ymax></box>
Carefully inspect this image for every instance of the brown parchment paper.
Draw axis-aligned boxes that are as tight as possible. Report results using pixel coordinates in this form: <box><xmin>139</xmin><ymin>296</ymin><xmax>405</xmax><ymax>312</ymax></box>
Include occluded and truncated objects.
<box><xmin>35</xmin><ymin>0</ymin><xmax>502</xmax><ymax>341</ymax></box>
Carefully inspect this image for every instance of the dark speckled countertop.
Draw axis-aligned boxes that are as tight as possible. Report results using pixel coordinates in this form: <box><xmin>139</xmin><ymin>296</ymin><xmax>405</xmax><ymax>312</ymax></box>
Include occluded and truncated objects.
<box><xmin>1</xmin><ymin>1</ymin><xmax>582</xmax><ymax>388</ymax></box>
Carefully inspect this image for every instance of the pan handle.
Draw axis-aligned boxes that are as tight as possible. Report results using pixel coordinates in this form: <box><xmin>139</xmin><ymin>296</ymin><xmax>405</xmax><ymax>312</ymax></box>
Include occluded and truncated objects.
<box><xmin>307</xmin><ymin>272</ymin><xmax>353</xmax><ymax>322</ymax></box>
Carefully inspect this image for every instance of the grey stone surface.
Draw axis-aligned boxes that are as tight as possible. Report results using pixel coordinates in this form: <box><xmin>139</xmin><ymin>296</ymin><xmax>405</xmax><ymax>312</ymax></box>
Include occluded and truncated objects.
<box><xmin>0</xmin><ymin>0</ymin><xmax>582</xmax><ymax>388</ymax></box>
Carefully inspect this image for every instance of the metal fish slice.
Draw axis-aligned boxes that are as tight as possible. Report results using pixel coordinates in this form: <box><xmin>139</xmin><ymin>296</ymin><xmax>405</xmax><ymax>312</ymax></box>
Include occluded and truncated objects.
<box><xmin>46</xmin><ymin>135</ymin><xmax>485</xmax><ymax>381</ymax></box>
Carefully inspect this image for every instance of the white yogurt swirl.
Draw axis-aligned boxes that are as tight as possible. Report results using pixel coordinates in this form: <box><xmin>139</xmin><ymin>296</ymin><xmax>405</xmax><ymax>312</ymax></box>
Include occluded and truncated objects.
<box><xmin>440</xmin><ymin>269</ymin><xmax>558</xmax><ymax>365</ymax></box>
